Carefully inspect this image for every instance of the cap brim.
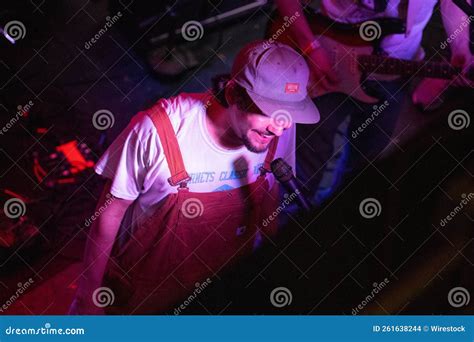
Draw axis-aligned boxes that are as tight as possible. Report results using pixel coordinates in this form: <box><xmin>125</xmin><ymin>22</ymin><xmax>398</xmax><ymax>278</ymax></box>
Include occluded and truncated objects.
<box><xmin>246</xmin><ymin>89</ymin><xmax>320</xmax><ymax>124</ymax></box>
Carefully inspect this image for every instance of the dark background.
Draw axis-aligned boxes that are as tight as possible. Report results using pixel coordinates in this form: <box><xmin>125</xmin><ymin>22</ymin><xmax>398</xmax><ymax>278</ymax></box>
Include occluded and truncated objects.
<box><xmin>0</xmin><ymin>0</ymin><xmax>472</xmax><ymax>314</ymax></box>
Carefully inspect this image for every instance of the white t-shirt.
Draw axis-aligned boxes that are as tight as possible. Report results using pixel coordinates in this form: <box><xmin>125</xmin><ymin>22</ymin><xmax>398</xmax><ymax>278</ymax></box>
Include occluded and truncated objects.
<box><xmin>94</xmin><ymin>92</ymin><xmax>296</xmax><ymax>231</ymax></box>
<box><xmin>321</xmin><ymin>0</ymin><xmax>438</xmax><ymax>60</ymax></box>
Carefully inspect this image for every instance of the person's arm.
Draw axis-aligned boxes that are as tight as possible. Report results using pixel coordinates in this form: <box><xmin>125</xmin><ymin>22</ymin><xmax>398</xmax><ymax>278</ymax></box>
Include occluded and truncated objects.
<box><xmin>68</xmin><ymin>110</ymin><xmax>158</xmax><ymax>314</ymax></box>
<box><xmin>70</xmin><ymin>179</ymin><xmax>133</xmax><ymax>314</ymax></box>
<box><xmin>275</xmin><ymin>0</ymin><xmax>338</xmax><ymax>86</ymax></box>
<box><xmin>412</xmin><ymin>0</ymin><xmax>474</xmax><ymax>109</ymax></box>
<box><xmin>275</xmin><ymin>0</ymin><xmax>317</xmax><ymax>53</ymax></box>
<box><xmin>440</xmin><ymin>0</ymin><xmax>474</xmax><ymax>83</ymax></box>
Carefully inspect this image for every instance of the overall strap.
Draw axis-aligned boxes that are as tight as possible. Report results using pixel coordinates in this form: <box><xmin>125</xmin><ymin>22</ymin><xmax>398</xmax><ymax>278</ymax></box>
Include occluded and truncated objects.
<box><xmin>261</xmin><ymin>137</ymin><xmax>280</xmax><ymax>175</ymax></box>
<box><xmin>147</xmin><ymin>105</ymin><xmax>191</xmax><ymax>187</ymax></box>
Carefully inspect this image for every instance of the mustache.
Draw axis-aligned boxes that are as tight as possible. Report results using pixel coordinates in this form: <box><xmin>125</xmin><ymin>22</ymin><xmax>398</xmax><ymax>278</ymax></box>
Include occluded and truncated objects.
<box><xmin>252</xmin><ymin>129</ymin><xmax>275</xmax><ymax>136</ymax></box>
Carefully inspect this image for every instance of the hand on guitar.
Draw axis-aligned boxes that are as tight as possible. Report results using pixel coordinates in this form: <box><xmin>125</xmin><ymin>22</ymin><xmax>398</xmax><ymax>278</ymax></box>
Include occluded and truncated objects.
<box><xmin>412</xmin><ymin>53</ymin><xmax>474</xmax><ymax>111</ymax></box>
<box><xmin>450</xmin><ymin>54</ymin><xmax>474</xmax><ymax>88</ymax></box>
<box><xmin>306</xmin><ymin>46</ymin><xmax>339</xmax><ymax>92</ymax></box>
<box><xmin>411</xmin><ymin>78</ymin><xmax>449</xmax><ymax>111</ymax></box>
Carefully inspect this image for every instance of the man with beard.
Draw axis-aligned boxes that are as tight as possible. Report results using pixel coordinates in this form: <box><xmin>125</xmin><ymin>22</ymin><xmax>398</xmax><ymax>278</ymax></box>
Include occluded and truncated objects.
<box><xmin>70</xmin><ymin>41</ymin><xmax>319</xmax><ymax>314</ymax></box>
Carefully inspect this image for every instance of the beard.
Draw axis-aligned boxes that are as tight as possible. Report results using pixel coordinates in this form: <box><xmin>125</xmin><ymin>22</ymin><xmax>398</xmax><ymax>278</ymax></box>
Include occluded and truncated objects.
<box><xmin>242</xmin><ymin>131</ymin><xmax>270</xmax><ymax>153</ymax></box>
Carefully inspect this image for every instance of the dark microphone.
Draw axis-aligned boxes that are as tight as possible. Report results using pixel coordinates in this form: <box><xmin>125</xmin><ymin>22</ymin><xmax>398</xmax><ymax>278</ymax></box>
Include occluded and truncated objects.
<box><xmin>271</xmin><ymin>158</ymin><xmax>312</xmax><ymax>212</ymax></box>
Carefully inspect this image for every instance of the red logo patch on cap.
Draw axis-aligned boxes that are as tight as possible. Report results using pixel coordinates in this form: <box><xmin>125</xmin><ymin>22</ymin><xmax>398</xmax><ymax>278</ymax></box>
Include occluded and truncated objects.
<box><xmin>285</xmin><ymin>82</ymin><xmax>299</xmax><ymax>94</ymax></box>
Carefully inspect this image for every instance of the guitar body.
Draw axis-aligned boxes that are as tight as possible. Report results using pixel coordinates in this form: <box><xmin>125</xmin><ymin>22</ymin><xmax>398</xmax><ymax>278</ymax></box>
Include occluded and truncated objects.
<box><xmin>267</xmin><ymin>11</ymin><xmax>405</xmax><ymax>103</ymax></box>
<box><xmin>310</xmin><ymin>36</ymin><xmax>380</xmax><ymax>103</ymax></box>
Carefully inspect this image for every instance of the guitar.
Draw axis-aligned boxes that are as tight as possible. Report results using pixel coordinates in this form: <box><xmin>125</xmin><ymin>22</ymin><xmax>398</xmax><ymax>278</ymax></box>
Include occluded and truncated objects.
<box><xmin>267</xmin><ymin>11</ymin><xmax>473</xmax><ymax>103</ymax></box>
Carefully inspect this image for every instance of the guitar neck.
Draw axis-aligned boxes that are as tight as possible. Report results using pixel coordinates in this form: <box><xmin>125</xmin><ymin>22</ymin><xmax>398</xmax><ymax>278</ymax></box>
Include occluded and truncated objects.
<box><xmin>358</xmin><ymin>55</ymin><xmax>463</xmax><ymax>79</ymax></box>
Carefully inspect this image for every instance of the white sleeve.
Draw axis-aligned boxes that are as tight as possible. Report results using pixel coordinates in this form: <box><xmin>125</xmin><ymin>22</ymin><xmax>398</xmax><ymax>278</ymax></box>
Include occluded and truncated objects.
<box><xmin>94</xmin><ymin>116</ymin><xmax>152</xmax><ymax>201</ymax></box>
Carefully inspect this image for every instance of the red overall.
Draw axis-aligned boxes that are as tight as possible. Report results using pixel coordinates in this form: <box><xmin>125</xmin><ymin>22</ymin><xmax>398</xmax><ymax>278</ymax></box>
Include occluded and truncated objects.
<box><xmin>104</xmin><ymin>105</ymin><xmax>280</xmax><ymax>314</ymax></box>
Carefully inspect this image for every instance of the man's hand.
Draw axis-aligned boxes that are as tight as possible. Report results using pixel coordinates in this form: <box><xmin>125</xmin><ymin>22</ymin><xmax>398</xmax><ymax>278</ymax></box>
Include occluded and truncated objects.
<box><xmin>450</xmin><ymin>54</ymin><xmax>474</xmax><ymax>87</ymax></box>
<box><xmin>412</xmin><ymin>53</ymin><xmax>474</xmax><ymax>111</ymax></box>
<box><xmin>412</xmin><ymin>78</ymin><xmax>450</xmax><ymax>111</ymax></box>
<box><xmin>306</xmin><ymin>47</ymin><xmax>339</xmax><ymax>90</ymax></box>
<box><xmin>307</xmin><ymin>47</ymin><xmax>338</xmax><ymax>84</ymax></box>
<box><xmin>274</xmin><ymin>0</ymin><xmax>338</xmax><ymax>94</ymax></box>
<box><xmin>69</xmin><ymin>180</ymin><xmax>133</xmax><ymax>315</ymax></box>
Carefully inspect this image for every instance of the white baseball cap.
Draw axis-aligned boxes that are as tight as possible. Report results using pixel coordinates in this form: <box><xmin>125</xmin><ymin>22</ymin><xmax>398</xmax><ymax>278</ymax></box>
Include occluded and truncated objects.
<box><xmin>231</xmin><ymin>41</ymin><xmax>320</xmax><ymax>124</ymax></box>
